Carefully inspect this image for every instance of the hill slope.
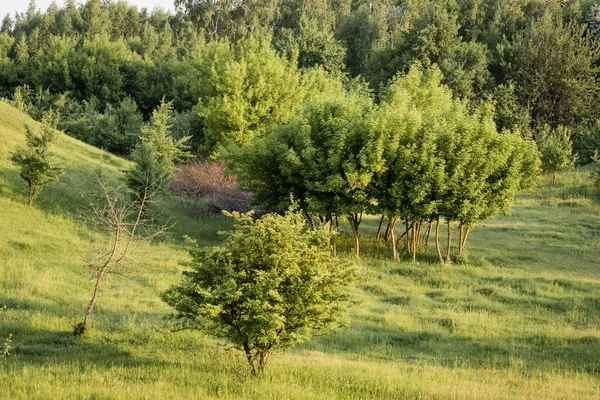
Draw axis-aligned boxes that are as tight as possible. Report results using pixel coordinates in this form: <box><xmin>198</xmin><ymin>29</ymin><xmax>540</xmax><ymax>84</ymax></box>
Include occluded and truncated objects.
<box><xmin>1</xmin><ymin>101</ymin><xmax>600</xmax><ymax>399</ymax></box>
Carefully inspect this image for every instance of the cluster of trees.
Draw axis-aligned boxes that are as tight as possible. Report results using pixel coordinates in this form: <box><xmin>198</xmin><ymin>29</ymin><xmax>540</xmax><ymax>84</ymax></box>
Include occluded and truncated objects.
<box><xmin>0</xmin><ymin>0</ymin><xmax>599</xmax><ymax>164</ymax></box>
<box><xmin>231</xmin><ymin>65</ymin><xmax>541</xmax><ymax>261</ymax></box>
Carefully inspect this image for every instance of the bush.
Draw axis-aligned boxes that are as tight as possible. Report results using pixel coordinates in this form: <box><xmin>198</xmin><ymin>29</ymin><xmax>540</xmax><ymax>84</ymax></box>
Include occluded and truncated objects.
<box><xmin>573</xmin><ymin>121</ymin><xmax>600</xmax><ymax>165</ymax></box>
<box><xmin>162</xmin><ymin>209</ymin><xmax>356</xmax><ymax>375</ymax></box>
<box><xmin>172</xmin><ymin>160</ymin><xmax>252</xmax><ymax>213</ymax></box>
<box><xmin>536</xmin><ymin>125</ymin><xmax>576</xmax><ymax>182</ymax></box>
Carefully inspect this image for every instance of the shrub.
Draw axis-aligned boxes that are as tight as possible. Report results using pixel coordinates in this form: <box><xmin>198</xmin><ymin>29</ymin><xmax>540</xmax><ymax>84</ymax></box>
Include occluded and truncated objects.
<box><xmin>172</xmin><ymin>160</ymin><xmax>252</xmax><ymax>213</ymax></box>
<box><xmin>163</xmin><ymin>209</ymin><xmax>356</xmax><ymax>375</ymax></box>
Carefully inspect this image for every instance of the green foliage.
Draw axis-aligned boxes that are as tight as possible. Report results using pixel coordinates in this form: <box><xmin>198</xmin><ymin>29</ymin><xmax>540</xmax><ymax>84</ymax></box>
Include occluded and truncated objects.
<box><xmin>126</xmin><ymin>142</ymin><xmax>171</xmax><ymax>201</ymax></box>
<box><xmin>537</xmin><ymin>125</ymin><xmax>576</xmax><ymax>179</ymax></box>
<box><xmin>163</xmin><ymin>209</ymin><xmax>355</xmax><ymax>375</ymax></box>
<box><xmin>498</xmin><ymin>11</ymin><xmax>600</xmax><ymax>130</ymax></box>
<box><xmin>369</xmin><ymin>64</ymin><xmax>541</xmax><ymax>260</ymax></box>
<box><xmin>573</xmin><ymin>120</ymin><xmax>600</xmax><ymax>165</ymax></box>
<box><xmin>126</xmin><ymin>100</ymin><xmax>190</xmax><ymax>199</ymax></box>
<box><xmin>193</xmin><ymin>36</ymin><xmax>305</xmax><ymax>156</ymax></box>
<box><xmin>138</xmin><ymin>100</ymin><xmax>190</xmax><ymax>172</ymax></box>
<box><xmin>9</xmin><ymin>123</ymin><xmax>63</xmax><ymax>205</ymax></box>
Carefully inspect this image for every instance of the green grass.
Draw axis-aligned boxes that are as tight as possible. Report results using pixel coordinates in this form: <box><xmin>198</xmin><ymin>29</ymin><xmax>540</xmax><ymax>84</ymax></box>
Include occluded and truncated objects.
<box><xmin>1</xmin><ymin>101</ymin><xmax>600</xmax><ymax>399</ymax></box>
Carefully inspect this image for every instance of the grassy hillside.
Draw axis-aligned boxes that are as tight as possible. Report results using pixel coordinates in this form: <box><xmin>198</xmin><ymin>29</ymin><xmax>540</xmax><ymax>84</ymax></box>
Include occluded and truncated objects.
<box><xmin>1</xmin><ymin>101</ymin><xmax>600</xmax><ymax>399</ymax></box>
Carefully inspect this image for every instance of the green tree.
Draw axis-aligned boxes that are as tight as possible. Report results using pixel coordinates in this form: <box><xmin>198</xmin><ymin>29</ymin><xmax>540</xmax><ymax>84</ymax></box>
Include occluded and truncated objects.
<box><xmin>536</xmin><ymin>124</ymin><xmax>576</xmax><ymax>183</ymax></box>
<box><xmin>498</xmin><ymin>11</ymin><xmax>600</xmax><ymax>130</ymax></box>
<box><xmin>232</xmin><ymin>85</ymin><xmax>379</xmax><ymax>257</ymax></box>
<box><xmin>126</xmin><ymin>100</ymin><xmax>190</xmax><ymax>199</ymax></box>
<box><xmin>193</xmin><ymin>36</ymin><xmax>305</xmax><ymax>156</ymax></box>
<box><xmin>10</xmin><ymin>123</ymin><xmax>64</xmax><ymax>206</ymax></box>
<box><xmin>162</xmin><ymin>209</ymin><xmax>355</xmax><ymax>375</ymax></box>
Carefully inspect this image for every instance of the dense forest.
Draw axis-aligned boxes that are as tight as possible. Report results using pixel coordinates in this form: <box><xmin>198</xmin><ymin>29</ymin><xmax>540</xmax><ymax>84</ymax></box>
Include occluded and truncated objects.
<box><xmin>1</xmin><ymin>0</ymin><xmax>600</xmax><ymax>163</ymax></box>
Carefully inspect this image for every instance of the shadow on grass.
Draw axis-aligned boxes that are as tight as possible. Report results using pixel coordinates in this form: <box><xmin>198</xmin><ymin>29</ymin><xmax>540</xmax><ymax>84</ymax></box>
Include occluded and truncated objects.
<box><xmin>0</xmin><ymin>324</ymin><xmax>171</xmax><ymax>371</ymax></box>
<box><xmin>302</xmin><ymin>320</ymin><xmax>600</xmax><ymax>375</ymax></box>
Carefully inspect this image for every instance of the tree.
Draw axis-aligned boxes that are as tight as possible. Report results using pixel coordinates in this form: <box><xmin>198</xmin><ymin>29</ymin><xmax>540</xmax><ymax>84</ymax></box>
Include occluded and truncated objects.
<box><xmin>75</xmin><ymin>174</ymin><xmax>169</xmax><ymax>335</ymax></box>
<box><xmin>498</xmin><ymin>11</ymin><xmax>600</xmax><ymax>130</ymax></box>
<box><xmin>126</xmin><ymin>100</ymin><xmax>191</xmax><ymax>200</ymax></box>
<box><xmin>10</xmin><ymin>123</ymin><xmax>63</xmax><ymax>206</ymax></box>
<box><xmin>192</xmin><ymin>36</ymin><xmax>305</xmax><ymax>156</ymax></box>
<box><xmin>162</xmin><ymin>208</ymin><xmax>355</xmax><ymax>375</ymax></box>
<box><xmin>369</xmin><ymin>64</ymin><xmax>540</xmax><ymax>262</ymax></box>
<box><xmin>231</xmin><ymin>84</ymin><xmax>380</xmax><ymax>257</ymax></box>
<box><xmin>536</xmin><ymin>124</ymin><xmax>576</xmax><ymax>183</ymax></box>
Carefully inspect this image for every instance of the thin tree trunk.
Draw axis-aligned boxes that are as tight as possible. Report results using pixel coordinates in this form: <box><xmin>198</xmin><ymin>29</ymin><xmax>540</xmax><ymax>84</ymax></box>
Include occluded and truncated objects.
<box><xmin>446</xmin><ymin>221</ymin><xmax>452</xmax><ymax>263</ymax></box>
<box><xmin>82</xmin><ymin>226</ymin><xmax>121</xmax><ymax>332</ymax></box>
<box><xmin>384</xmin><ymin>218</ymin><xmax>392</xmax><ymax>241</ymax></box>
<box><xmin>348</xmin><ymin>214</ymin><xmax>360</xmax><ymax>259</ymax></box>
<box><xmin>411</xmin><ymin>221</ymin><xmax>417</xmax><ymax>263</ymax></box>
<box><xmin>462</xmin><ymin>225</ymin><xmax>471</xmax><ymax>252</ymax></box>
<box><xmin>435</xmin><ymin>217</ymin><xmax>443</xmax><ymax>263</ymax></box>
<box><xmin>424</xmin><ymin>221</ymin><xmax>432</xmax><ymax>247</ymax></box>
<box><xmin>375</xmin><ymin>215</ymin><xmax>385</xmax><ymax>240</ymax></box>
<box><xmin>302</xmin><ymin>209</ymin><xmax>315</xmax><ymax>230</ymax></box>
<box><xmin>244</xmin><ymin>344</ymin><xmax>257</xmax><ymax>376</ymax></box>
<box><xmin>83</xmin><ymin>267</ymin><xmax>106</xmax><ymax>329</ymax></box>
<box><xmin>458</xmin><ymin>223</ymin><xmax>464</xmax><ymax>254</ymax></box>
<box><xmin>390</xmin><ymin>217</ymin><xmax>398</xmax><ymax>261</ymax></box>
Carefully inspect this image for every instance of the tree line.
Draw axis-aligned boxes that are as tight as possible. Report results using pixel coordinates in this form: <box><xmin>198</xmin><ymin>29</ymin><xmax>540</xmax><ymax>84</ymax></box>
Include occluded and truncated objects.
<box><xmin>0</xmin><ymin>0</ymin><xmax>599</xmax><ymax>164</ymax></box>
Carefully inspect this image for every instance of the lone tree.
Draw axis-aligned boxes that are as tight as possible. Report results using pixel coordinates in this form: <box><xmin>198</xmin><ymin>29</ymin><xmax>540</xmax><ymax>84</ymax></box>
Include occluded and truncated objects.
<box><xmin>10</xmin><ymin>123</ymin><xmax>63</xmax><ymax>206</ymax></box>
<box><xmin>162</xmin><ymin>209</ymin><xmax>356</xmax><ymax>375</ymax></box>
<box><xmin>75</xmin><ymin>175</ymin><xmax>169</xmax><ymax>336</ymax></box>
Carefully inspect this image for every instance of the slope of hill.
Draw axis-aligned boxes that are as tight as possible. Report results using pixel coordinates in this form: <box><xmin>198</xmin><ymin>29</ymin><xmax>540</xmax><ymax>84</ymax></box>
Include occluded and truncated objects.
<box><xmin>1</xmin><ymin>101</ymin><xmax>600</xmax><ymax>399</ymax></box>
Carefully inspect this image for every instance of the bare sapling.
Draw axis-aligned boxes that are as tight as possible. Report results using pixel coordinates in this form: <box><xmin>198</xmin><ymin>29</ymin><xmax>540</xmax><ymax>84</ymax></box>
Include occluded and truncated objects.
<box><xmin>74</xmin><ymin>174</ymin><xmax>170</xmax><ymax>336</ymax></box>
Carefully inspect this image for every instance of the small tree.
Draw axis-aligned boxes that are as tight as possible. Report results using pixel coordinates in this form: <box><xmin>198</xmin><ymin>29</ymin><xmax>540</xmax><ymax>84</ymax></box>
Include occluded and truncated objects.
<box><xmin>536</xmin><ymin>124</ymin><xmax>576</xmax><ymax>184</ymax></box>
<box><xmin>10</xmin><ymin>123</ymin><xmax>63</xmax><ymax>206</ymax></box>
<box><xmin>75</xmin><ymin>175</ymin><xmax>169</xmax><ymax>336</ymax></box>
<box><xmin>162</xmin><ymin>209</ymin><xmax>356</xmax><ymax>375</ymax></box>
<box><xmin>126</xmin><ymin>99</ymin><xmax>190</xmax><ymax>201</ymax></box>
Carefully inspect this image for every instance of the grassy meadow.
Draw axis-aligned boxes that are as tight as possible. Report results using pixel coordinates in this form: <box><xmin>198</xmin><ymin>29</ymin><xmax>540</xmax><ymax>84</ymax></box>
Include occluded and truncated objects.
<box><xmin>1</xmin><ymin>101</ymin><xmax>600</xmax><ymax>399</ymax></box>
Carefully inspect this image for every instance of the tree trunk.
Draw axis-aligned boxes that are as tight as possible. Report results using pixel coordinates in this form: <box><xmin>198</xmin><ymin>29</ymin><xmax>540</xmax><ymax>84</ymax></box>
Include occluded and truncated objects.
<box><xmin>462</xmin><ymin>225</ymin><xmax>471</xmax><ymax>252</ymax></box>
<box><xmin>384</xmin><ymin>218</ymin><xmax>392</xmax><ymax>241</ymax></box>
<box><xmin>375</xmin><ymin>215</ymin><xmax>385</xmax><ymax>240</ymax></box>
<box><xmin>390</xmin><ymin>217</ymin><xmax>398</xmax><ymax>261</ymax></box>
<box><xmin>244</xmin><ymin>344</ymin><xmax>257</xmax><ymax>376</ymax></box>
<box><xmin>348</xmin><ymin>214</ymin><xmax>360</xmax><ymax>259</ymax></box>
<box><xmin>28</xmin><ymin>184</ymin><xmax>37</xmax><ymax>206</ymax></box>
<box><xmin>435</xmin><ymin>217</ymin><xmax>443</xmax><ymax>264</ymax></box>
<box><xmin>411</xmin><ymin>221</ymin><xmax>419</xmax><ymax>263</ymax></box>
<box><xmin>458</xmin><ymin>223</ymin><xmax>464</xmax><ymax>254</ymax></box>
<box><xmin>446</xmin><ymin>221</ymin><xmax>452</xmax><ymax>263</ymax></box>
<box><xmin>302</xmin><ymin>209</ymin><xmax>315</xmax><ymax>230</ymax></box>
<box><xmin>82</xmin><ymin>267</ymin><xmax>106</xmax><ymax>330</ymax></box>
<box><xmin>424</xmin><ymin>221</ymin><xmax>433</xmax><ymax>247</ymax></box>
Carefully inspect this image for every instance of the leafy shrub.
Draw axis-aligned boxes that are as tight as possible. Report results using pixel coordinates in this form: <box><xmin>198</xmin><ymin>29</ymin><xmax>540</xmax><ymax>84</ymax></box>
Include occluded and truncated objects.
<box><xmin>163</xmin><ymin>209</ymin><xmax>356</xmax><ymax>375</ymax></box>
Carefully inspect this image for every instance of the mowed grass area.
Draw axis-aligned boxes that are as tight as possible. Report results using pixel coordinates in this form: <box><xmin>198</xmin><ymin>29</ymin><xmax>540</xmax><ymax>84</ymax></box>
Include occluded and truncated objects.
<box><xmin>1</xmin><ymin>101</ymin><xmax>600</xmax><ymax>399</ymax></box>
